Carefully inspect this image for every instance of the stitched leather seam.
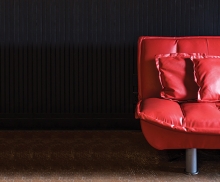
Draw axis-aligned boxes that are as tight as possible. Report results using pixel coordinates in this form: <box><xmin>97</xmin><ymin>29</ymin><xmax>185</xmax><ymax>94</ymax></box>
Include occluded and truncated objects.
<box><xmin>179</xmin><ymin>104</ymin><xmax>186</xmax><ymax>127</ymax></box>
<box><xmin>206</xmin><ymin>38</ymin><xmax>209</xmax><ymax>54</ymax></box>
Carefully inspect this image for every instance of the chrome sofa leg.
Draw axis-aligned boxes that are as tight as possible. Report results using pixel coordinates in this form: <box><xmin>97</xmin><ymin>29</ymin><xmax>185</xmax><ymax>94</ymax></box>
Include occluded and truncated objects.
<box><xmin>185</xmin><ymin>148</ymin><xmax>199</xmax><ymax>175</ymax></box>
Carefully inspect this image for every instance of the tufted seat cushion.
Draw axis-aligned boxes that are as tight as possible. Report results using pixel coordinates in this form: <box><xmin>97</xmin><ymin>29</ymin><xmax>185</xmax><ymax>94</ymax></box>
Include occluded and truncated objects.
<box><xmin>182</xmin><ymin>102</ymin><xmax>220</xmax><ymax>134</ymax></box>
<box><xmin>136</xmin><ymin>98</ymin><xmax>220</xmax><ymax>134</ymax></box>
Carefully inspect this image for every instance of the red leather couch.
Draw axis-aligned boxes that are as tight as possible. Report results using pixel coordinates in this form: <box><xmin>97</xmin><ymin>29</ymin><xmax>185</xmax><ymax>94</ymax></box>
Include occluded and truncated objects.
<box><xmin>135</xmin><ymin>36</ymin><xmax>220</xmax><ymax>175</ymax></box>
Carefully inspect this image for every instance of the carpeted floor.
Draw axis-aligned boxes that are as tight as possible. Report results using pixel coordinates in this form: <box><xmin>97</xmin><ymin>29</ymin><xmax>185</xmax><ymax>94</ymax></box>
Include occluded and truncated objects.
<box><xmin>0</xmin><ymin>131</ymin><xmax>219</xmax><ymax>181</ymax></box>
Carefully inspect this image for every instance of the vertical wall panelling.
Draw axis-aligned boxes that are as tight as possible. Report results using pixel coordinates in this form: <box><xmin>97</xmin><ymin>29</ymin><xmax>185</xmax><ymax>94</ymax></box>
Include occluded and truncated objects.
<box><xmin>0</xmin><ymin>0</ymin><xmax>219</xmax><ymax>129</ymax></box>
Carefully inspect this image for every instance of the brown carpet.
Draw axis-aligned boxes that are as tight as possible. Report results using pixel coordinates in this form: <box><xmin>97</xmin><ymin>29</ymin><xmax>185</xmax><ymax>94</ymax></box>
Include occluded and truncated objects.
<box><xmin>0</xmin><ymin>131</ymin><xmax>219</xmax><ymax>181</ymax></box>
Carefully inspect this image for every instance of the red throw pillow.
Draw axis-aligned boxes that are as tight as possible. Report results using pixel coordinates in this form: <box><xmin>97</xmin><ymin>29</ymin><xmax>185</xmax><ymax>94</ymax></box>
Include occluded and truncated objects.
<box><xmin>192</xmin><ymin>56</ymin><xmax>220</xmax><ymax>102</ymax></box>
<box><xmin>155</xmin><ymin>53</ymin><xmax>199</xmax><ymax>101</ymax></box>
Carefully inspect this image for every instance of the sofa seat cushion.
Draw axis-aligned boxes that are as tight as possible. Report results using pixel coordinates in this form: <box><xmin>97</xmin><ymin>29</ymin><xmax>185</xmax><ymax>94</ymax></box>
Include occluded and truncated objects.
<box><xmin>136</xmin><ymin>98</ymin><xmax>185</xmax><ymax>131</ymax></box>
<box><xmin>181</xmin><ymin>102</ymin><xmax>220</xmax><ymax>133</ymax></box>
<box><xmin>136</xmin><ymin>98</ymin><xmax>220</xmax><ymax>134</ymax></box>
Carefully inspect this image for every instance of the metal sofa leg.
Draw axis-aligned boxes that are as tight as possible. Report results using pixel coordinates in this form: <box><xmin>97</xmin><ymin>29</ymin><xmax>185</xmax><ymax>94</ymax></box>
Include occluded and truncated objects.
<box><xmin>185</xmin><ymin>148</ymin><xmax>199</xmax><ymax>175</ymax></box>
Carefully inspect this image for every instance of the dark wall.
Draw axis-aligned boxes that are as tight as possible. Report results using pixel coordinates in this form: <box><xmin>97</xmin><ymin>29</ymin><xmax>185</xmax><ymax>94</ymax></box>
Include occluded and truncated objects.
<box><xmin>0</xmin><ymin>0</ymin><xmax>219</xmax><ymax>129</ymax></box>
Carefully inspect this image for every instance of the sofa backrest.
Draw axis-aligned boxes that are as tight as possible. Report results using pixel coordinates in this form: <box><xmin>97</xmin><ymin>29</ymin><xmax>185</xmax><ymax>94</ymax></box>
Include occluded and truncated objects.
<box><xmin>137</xmin><ymin>36</ymin><xmax>220</xmax><ymax>101</ymax></box>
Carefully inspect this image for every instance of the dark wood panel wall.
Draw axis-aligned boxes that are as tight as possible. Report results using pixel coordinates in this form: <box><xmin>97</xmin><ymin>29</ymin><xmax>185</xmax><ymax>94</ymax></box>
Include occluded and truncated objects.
<box><xmin>0</xmin><ymin>0</ymin><xmax>219</xmax><ymax>129</ymax></box>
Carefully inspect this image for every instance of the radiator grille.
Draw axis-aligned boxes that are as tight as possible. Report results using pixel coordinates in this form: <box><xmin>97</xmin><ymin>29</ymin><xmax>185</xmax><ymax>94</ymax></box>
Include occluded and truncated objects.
<box><xmin>0</xmin><ymin>44</ymin><xmax>136</xmax><ymax>114</ymax></box>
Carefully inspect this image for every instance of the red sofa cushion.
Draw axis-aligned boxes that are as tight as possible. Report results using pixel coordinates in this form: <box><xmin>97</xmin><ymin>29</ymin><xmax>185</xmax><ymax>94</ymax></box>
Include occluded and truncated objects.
<box><xmin>155</xmin><ymin>53</ymin><xmax>199</xmax><ymax>101</ymax></box>
<box><xmin>181</xmin><ymin>102</ymin><xmax>220</xmax><ymax>133</ymax></box>
<box><xmin>192</xmin><ymin>56</ymin><xmax>220</xmax><ymax>102</ymax></box>
<box><xmin>136</xmin><ymin>98</ymin><xmax>185</xmax><ymax>131</ymax></box>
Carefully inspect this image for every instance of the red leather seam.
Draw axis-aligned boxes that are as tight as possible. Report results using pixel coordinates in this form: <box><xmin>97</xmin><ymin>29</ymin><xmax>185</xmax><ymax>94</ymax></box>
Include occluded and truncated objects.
<box><xmin>215</xmin><ymin>103</ymin><xmax>220</xmax><ymax>111</ymax></box>
<box><xmin>179</xmin><ymin>104</ymin><xmax>186</xmax><ymax>127</ymax></box>
<box><xmin>175</xmin><ymin>39</ymin><xmax>179</xmax><ymax>52</ymax></box>
<box><xmin>206</xmin><ymin>38</ymin><xmax>209</xmax><ymax>54</ymax></box>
